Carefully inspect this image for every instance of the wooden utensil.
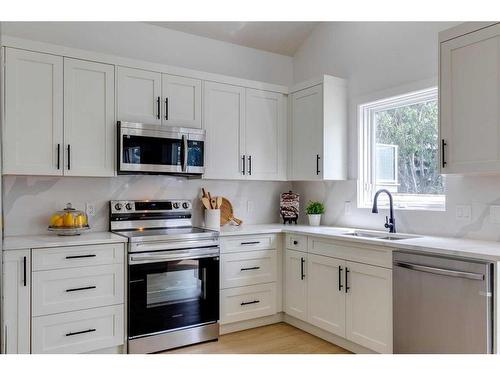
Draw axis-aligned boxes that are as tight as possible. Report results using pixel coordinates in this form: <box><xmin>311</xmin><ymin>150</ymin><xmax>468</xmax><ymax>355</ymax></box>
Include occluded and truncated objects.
<box><xmin>202</xmin><ymin>188</ymin><xmax>208</xmax><ymax>199</ymax></box>
<box><xmin>210</xmin><ymin>198</ymin><xmax>217</xmax><ymax>209</ymax></box>
<box><xmin>216</xmin><ymin>196</ymin><xmax>222</xmax><ymax>209</ymax></box>
<box><xmin>201</xmin><ymin>197</ymin><xmax>212</xmax><ymax>210</ymax></box>
<box><xmin>219</xmin><ymin>197</ymin><xmax>243</xmax><ymax>226</ymax></box>
<box><xmin>207</xmin><ymin>192</ymin><xmax>213</xmax><ymax>209</ymax></box>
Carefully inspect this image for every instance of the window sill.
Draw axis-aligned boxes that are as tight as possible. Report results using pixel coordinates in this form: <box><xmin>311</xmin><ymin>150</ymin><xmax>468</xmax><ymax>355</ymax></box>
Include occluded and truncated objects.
<box><xmin>357</xmin><ymin>203</ymin><xmax>446</xmax><ymax>212</ymax></box>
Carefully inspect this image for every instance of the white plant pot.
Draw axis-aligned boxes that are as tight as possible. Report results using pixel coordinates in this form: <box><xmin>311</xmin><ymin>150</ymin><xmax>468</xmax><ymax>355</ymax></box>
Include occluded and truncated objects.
<box><xmin>308</xmin><ymin>214</ymin><xmax>322</xmax><ymax>226</ymax></box>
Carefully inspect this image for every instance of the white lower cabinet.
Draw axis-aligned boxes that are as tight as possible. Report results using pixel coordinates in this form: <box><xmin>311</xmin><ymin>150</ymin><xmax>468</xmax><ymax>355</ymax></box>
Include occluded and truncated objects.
<box><xmin>2</xmin><ymin>249</ymin><xmax>31</xmax><ymax>354</ymax></box>
<box><xmin>32</xmin><ymin>305</ymin><xmax>124</xmax><ymax>354</ymax></box>
<box><xmin>284</xmin><ymin>249</ymin><xmax>307</xmax><ymax>321</ymax></box>
<box><xmin>345</xmin><ymin>261</ymin><xmax>392</xmax><ymax>354</ymax></box>
<box><xmin>284</xmin><ymin>235</ymin><xmax>393</xmax><ymax>353</ymax></box>
<box><xmin>307</xmin><ymin>254</ymin><xmax>346</xmax><ymax>337</ymax></box>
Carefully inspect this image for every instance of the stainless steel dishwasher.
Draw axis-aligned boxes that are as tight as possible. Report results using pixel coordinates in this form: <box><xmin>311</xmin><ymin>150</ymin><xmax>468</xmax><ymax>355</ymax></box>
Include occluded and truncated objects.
<box><xmin>393</xmin><ymin>251</ymin><xmax>493</xmax><ymax>353</ymax></box>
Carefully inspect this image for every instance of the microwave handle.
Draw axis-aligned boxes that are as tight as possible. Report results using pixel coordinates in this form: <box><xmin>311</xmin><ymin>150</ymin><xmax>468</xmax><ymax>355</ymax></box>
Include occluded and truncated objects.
<box><xmin>182</xmin><ymin>134</ymin><xmax>188</xmax><ymax>172</ymax></box>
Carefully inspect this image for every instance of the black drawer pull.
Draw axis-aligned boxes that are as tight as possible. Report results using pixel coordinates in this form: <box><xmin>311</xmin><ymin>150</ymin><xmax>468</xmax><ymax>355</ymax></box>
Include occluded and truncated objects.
<box><xmin>293</xmin><ymin>240</ymin><xmax>298</xmax><ymax>245</ymax></box>
<box><xmin>345</xmin><ymin>267</ymin><xmax>350</xmax><ymax>293</ymax></box>
<box><xmin>441</xmin><ymin>139</ymin><xmax>447</xmax><ymax>168</ymax></box>
<box><xmin>65</xmin><ymin>254</ymin><xmax>96</xmax><ymax>259</ymax></box>
<box><xmin>23</xmin><ymin>256</ymin><xmax>27</xmax><ymax>287</ymax></box>
<box><xmin>241</xmin><ymin>241</ymin><xmax>260</xmax><ymax>245</ymax></box>
<box><xmin>240</xmin><ymin>266</ymin><xmax>260</xmax><ymax>271</ymax></box>
<box><xmin>65</xmin><ymin>286</ymin><xmax>96</xmax><ymax>293</ymax></box>
<box><xmin>300</xmin><ymin>257</ymin><xmax>305</xmax><ymax>280</ymax></box>
<box><xmin>240</xmin><ymin>300</ymin><xmax>260</xmax><ymax>306</ymax></box>
<box><xmin>338</xmin><ymin>266</ymin><xmax>343</xmax><ymax>291</ymax></box>
<box><xmin>66</xmin><ymin>328</ymin><xmax>96</xmax><ymax>337</ymax></box>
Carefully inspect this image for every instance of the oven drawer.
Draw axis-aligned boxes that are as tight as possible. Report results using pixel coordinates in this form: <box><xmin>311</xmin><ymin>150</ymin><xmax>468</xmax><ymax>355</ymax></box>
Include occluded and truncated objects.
<box><xmin>32</xmin><ymin>305</ymin><xmax>124</xmax><ymax>354</ymax></box>
<box><xmin>220</xmin><ymin>283</ymin><xmax>277</xmax><ymax>324</ymax></box>
<box><xmin>32</xmin><ymin>243</ymin><xmax>125</xmax><ymax>271</ymax></box>
<box><xmin>221</xmin><ymin>250</ymin><xmax>277</xmax><ymax>288</ymax></box>
<box><xmin>32</xmin><ymin>264</ymin><xmax>124</xmax><ymax>316</ymax></box>
<box><xmin>220</xmin><ymin>234</ymin><xmax>277</xmax><ymax>254</ymax></box>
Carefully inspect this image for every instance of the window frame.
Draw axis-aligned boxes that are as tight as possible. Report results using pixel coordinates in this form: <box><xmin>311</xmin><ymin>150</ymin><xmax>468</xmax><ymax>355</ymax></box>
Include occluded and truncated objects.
<box><xmin>357</xmin><ymin>87</ymin><xmax>445</xmax><ymax>211</ymax></box>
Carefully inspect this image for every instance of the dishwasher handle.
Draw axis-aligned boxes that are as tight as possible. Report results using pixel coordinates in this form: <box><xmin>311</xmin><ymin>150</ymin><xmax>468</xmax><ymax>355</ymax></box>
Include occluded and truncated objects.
<box><xmin>395</xmin><ymin>261</ymin><xmax>485</xmax><ymax>281</ymax></box>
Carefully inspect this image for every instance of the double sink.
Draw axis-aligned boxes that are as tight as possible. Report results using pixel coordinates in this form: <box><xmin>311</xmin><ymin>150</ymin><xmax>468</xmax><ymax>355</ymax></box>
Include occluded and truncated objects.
<box><xmin>342</xmin><ymin>230</ymin><xmax>421</xmax><ymax>241</ymax></box>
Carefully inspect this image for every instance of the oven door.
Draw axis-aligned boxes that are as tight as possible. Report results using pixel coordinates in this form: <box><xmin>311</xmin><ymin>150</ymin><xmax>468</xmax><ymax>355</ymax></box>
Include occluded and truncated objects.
<box><xmin>128</xmin><ymin>247</ymin><xmax>219</xmax><ymax>339</ymax></box>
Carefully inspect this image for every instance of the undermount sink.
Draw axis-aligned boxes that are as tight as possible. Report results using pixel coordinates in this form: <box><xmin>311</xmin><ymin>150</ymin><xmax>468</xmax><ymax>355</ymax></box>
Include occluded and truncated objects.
<box><xmin>342</xmin><ymin>230</ymin><xmax>420</xmax><ymax>241</ymax></box>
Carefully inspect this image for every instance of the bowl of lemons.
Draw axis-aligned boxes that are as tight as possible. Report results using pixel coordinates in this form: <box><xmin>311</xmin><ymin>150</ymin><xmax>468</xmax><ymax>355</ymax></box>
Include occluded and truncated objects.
<box><xmin>48</xmin><ymin>203</ymin><xmax>90</xmax><ymax>236</ymax></box>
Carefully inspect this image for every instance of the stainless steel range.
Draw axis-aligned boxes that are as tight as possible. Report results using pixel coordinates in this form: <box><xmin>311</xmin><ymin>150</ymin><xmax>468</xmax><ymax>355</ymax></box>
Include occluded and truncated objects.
<box><xmin>110</xmin><ymin>199</ymin><xmax>220</xmax><ymax>354</ymax></box>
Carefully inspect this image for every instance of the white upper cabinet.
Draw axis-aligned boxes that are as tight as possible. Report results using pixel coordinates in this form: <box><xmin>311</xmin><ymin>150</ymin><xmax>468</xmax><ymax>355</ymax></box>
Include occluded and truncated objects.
<box><xmin>440</xmin><ymin>23</ymin><xmax>500</xmax><ymax>174</ymax></box>
<box><xmin>162</xmin><ymin>74</ymin><xmax>202</xmax><ymax>128</ymax></box>
<box><xmin>3</xmin><ymin>48</ymin><xmax>63</xmax><ymax>175</ymax></box>
<box><xmin>203</xmin><ymin>81</ymin><xmax>245</xmax><ymax>180</ymax></box>
<box><xmin>245</xmin><ymin>89</ymin><xmax>286</xmax><ymax>180</ymax></box>
<box><xmin>63</xmin><ymin>58</ymin><xmax>115</xmax><ymax>177</ymax></box>
<box><xmin>290</xmin><ymin>76</ymin><xmax>347</xmax><ymax>181</ymax></box>
<box><xmin>116</xmin><ymin>66</ymin><xmax>162</xmax><ymax>125</ymax></box>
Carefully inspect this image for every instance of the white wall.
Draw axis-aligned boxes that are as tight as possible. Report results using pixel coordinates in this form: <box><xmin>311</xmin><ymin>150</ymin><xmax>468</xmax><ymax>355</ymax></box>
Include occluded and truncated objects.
<box><xmin>1</xmin><ymin>22</ymin><xmax>293</xmax><ymax>86</ymax></box>
<box><xmin>291</xmin><ymin>22</ymin><xmax>500</xmax><ymax>241</ymax></box>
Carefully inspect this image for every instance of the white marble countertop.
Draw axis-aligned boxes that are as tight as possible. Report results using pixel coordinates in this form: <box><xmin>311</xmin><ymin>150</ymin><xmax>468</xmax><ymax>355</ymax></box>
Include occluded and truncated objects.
<box><xmin>3</xmin><ymin>231</ymin><xmax>128</xmax><ymax>251</ymax></box>
<box><xmin>220</xmin><ymin>224</ymin><xmax>500</xmax><ymax>261</ymax></box>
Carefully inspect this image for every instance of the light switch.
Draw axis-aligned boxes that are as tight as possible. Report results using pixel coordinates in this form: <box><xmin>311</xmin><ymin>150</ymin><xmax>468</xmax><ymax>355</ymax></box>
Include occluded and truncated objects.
<box><xmin>490</xmin><ymin>205</ymin><xmax>500</xmax><ymax>224</ymax></box>
<box><xmin>456</xmin><ymin>205</ymin><xmax>471</xmax><ymax>221</ymax></box>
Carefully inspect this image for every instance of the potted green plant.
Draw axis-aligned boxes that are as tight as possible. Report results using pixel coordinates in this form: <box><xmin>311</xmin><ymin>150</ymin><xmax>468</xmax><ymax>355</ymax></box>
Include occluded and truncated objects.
<box><xmin>305</xmin><ymin>201</ymin><xmax>325</xmax><ymax>226</ymax></box>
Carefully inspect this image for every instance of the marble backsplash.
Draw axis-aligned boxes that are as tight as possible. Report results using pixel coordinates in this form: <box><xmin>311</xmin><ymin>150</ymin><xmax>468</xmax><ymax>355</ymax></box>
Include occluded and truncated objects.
<box><xmin>293</xmin><ymin>174</ymin><xmax>500</xmax><ymax>242</ymax></box>
<box><xmin>2</xmin><ymin>175</ymin><xmax>291</xmax><ymax>236</ymax></box>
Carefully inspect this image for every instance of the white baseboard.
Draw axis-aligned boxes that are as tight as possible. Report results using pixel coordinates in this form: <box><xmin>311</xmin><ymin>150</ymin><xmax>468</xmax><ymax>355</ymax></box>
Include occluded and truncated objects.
<box><xmin>219</xmin><ymin>313</ymin><xmax>284</xmax><ymax>335</ymax></box>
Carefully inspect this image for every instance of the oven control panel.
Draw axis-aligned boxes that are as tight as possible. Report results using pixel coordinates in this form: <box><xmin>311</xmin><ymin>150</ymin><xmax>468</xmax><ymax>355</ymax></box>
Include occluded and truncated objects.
<box><xmin>110</xmin><ymin>200</ymin><xmax>192</xmax><ymax>214</ymax></box>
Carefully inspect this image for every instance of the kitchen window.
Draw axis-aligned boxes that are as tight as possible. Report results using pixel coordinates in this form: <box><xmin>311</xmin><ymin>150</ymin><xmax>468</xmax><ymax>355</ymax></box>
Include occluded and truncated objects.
<box><xmin>358</xmin><ymin>87</ymin><xmax>445</xmax><ymax>210</ymax></box>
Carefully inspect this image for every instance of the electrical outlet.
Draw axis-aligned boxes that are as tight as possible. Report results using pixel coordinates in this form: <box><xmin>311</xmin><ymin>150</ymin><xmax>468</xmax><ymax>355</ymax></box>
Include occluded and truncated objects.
<box><xmin>85</xmin><ymin>202</ymin><xmax>96</xmax><ymax>217</ymax></box>
<box><xmin>490</xmin><ymin>205</ymin><xmax>500</xmax><ymax>224</ymax></box>
<box><xmin>455</xmin><ymin>205</ymin><xmax>471</xmax><ymax>221</ymax></box>
<box><xmin>344</xmin><ymin>201</ymin><xmax>352</xmax><ymax>215</ymax></box>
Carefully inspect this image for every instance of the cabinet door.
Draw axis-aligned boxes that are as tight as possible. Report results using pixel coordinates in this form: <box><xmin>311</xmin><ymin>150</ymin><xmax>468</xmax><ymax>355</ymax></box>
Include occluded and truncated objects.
<box><xmin>307</xmin><ymin>254</ymin><xmax>346</xmax><ymax>337</ymax></box>
<box><xmin>203</xmin><ymin>81</ymin><xmax>245</xmax><ymax>180</ymax></box>
<box><xmin>3</xmin><ymin>48</ymin><xmax>63</xmax><ymax>175</ymax></box>
<box><xmin>440</xmin><ymin>24</ymin><xmax>500</xmax><ymax>174</ymax></box>
<box><xmin>162</xmin><ymin>74</ymin><xmax>202</xmax><ymax>128</ymax></box>
<box><xmin>2</xmin><ymin>249</ymin><xmax>31</xmax><ymax>354</ymax></box>
<box><xmin>245</xmin><ymin>89</ymin><xmax>286</xmax><ymax>180</ymax></box>
<box><xmin>284</xmin><ymin>249</ymin><xmax>307</xmax><ymax>321</ymax></box>
<box><xmin>345</xmin><ymin>261</ymin><xmax>392</xmax><ymax>353</ymax></box>
<box><xmin>291</xmin><ymin>85</ymin><xmax>323</xmax><ymax>180</ymax></box>
<box><xmin>116</xmin><ymin>66</ymin><xmax>161</xmax><ymax>125</ymax></box>
<box><xmin>64</xmin><ymin>58</ymin><xmax>115</xmax><ymax>177</ymax></box>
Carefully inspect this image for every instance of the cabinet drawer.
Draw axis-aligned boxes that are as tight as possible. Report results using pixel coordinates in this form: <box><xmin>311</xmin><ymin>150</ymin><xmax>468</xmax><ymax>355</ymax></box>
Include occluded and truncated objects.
<box><xmin>221</xmin><ymin>250</ymin><xmax>277</xmax><ymax>288</ymax></box>
<box><xmin>286</xmin><ymin>234</ymin><xmax>307</xmax><ymax>251</ymax></box>
<box><xmin>32</xmin><ymin>264</ymin><xmax>124</xmax><ymax>316</ymax></box>
<box><xmin>308</xmin><ymin>237</ymin><xmax>392</xmax><ymax>268</ymax></box>
<box><xmin>32</xmin><ymin>305</ymin><xmax>124</xmax><ymax>354</ymax></box>
<box><xmin>32</xmin><ymin>243</ymin><xmax>125</xmax><ymax>271</ymax></box>
<box><xmin>220</xmin><ymin>283</ymin><xmax>277</xmax><ymax>324</ymax></box>
<box><xmin>221</xmin><ymin>234</ymin><xmax>277</xmax><ymax>254</ymax></box>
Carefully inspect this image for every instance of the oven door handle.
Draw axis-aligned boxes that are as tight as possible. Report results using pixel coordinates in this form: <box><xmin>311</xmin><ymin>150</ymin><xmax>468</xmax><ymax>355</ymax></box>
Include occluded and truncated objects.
<box><xmin>182</xmin><ymin>134</ymin><xmax>188</xmax><ymax>172</ymax></box>
<box><xmin>130</xmin><ymin>253</ymin><xmax>218</xmax><ymax>264</ymax></box>
<box><xmin>129</xmin><ymin>247</ymin><xmax>219</xmax><ymax>264</ymax></box>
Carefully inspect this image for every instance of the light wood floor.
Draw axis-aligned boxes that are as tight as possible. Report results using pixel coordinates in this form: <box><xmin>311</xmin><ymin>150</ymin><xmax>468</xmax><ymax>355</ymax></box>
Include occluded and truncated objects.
<box><xmin>164</xmin><ymin>323</ymin><xmax>352</xmax><ymax>354</ymax></box>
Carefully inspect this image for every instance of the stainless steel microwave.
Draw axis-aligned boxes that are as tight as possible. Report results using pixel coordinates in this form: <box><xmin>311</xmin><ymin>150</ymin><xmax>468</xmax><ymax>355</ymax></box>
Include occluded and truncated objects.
<box><xmin>117</xmin><ymin>121</ymin><xmax>205</xmax><ymax>176</ymax></box>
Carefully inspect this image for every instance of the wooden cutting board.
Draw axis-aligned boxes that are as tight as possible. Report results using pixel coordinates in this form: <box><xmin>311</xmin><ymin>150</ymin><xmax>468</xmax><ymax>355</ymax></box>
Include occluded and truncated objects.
<box><xmin>220</xmin><ymin>197</ymin><xmax>242</xmax><ymax>226</ymax></box>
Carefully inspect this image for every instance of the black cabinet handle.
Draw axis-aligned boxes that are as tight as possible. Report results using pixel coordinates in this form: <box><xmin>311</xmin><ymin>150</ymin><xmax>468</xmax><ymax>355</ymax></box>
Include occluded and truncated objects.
<box><xmin>240</xmin><ymin>266</ymin><xmax>260</xmax><ymax>271</ymax></box>
<box><xmin>441</xmin><ymin>139</ymin><xmax>447</xmax><ymax>168</ymax></box>
<box><xmin>65</xmin><ymin>254</ymin><xmax>96</xmax><ymax>259</ymax></box>
<box><xmin>57</xmin><ymin>144</ymin><xmax>61</xmax><ymax>170</ymax></box>
<box><xmin>338</xmin><ymin>266</ymin><xmax>343</xmax><ymax>291</ymax></box>
<box><xmin>240</xmin><ymin>300</ymin><xmax>260</xmax><ymax>306</ymax></box>
<box><xmin>67</xmin><ymin>144</ymin><xmax>71</xmax><ymax>170</ymax></box>
<box><xmin>316</xmin><ymin>154</ymin><xmax>321</xmax><ymax>175</ymax></box>
<box><xmin>293</xmin><ymin>240</ymin><xmax>298</xmax><ymax>245</ymax></box>
<box><xmin>300</xmin><ymin>257</ymin><xmax>305</xmax><ymax>280</ymax></box>
<box><xmin>66</xmin><ymin>328</ymin><xmax>96</xmax><ymax>337</ymax></box>
<box><xmin>248</xmin><ymin>155</ymin><xmax>252</xmax><ymax>175</ymax></box>
<box><xmin>241</xmin><ymin>241</ymin><xmax>260</xmax><ymax>245</ymax></box>
<box><xmin>241</xmin><ymin>155</ymin><xmax>246</xmax><ymax>175</ymax></box>
<box><xmin>65</xmin><ymin>286</ymin><xmax>96</xmax><ymax>293</ymax></box>
<box><xmin>23</xmin><ymin>256</ymin><xmax>27</xmax><ymax>287</ymax></box>
<box><xmin>156</xmin><ymin>96</ymin><xmax>160</xmax><ymax>120</ymax></box>
<box><xmin>345</xmin><ymin>267</ymin><xmax>350</xmax><ymax>293</ymax></box>
<box><xmin>165</xmin><ymin>97</ymin><xmax>169</xmax><ymax>120</ymax></box>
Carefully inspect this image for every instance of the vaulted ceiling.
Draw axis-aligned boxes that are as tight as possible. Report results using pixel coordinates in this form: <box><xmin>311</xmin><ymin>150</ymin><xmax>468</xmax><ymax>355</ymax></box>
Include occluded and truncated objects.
<box><xmin>147</xmin><ymin>22</ymin><xmax>319</xmax><ymax>56</ymax></box>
